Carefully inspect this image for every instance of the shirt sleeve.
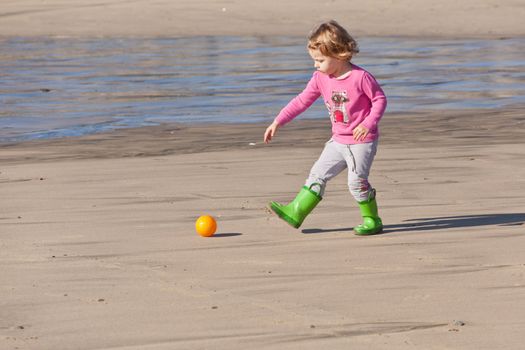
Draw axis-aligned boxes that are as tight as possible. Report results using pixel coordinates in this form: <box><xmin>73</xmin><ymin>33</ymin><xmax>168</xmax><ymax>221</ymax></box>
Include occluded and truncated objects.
<box><xmin>274</xmin><ymin>73</ymin><xmax>321</xmax><ymax>126</ymax></box>
<box><xmin>359</xmin><ymin>71</ymin><xmax>387</xmax><ymax>131</ymax></box>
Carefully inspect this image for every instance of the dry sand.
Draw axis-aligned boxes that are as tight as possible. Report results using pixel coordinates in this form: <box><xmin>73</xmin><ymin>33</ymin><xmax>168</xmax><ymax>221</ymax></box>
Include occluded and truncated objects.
<box><xmin>2</xmin><ymin>1</ymin><xmax>525</xmax><ymax>349</ymax></box>
<box><xmin>1</xmin><ymin>0</ymin><xmax>525</xmax><ymax>39</ymax></box>
<box><xmin>2</xmin><ymin>109</ymin><xmax>525</xmax><ymax>349</ymax></box>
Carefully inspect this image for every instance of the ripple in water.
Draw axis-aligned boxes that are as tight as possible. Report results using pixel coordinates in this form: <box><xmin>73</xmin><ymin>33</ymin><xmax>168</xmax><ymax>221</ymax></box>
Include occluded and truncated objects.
<box><xmin>0</xmin><ymin>36</ymin><xmax>523</xmax><ymax>142</ymax></box>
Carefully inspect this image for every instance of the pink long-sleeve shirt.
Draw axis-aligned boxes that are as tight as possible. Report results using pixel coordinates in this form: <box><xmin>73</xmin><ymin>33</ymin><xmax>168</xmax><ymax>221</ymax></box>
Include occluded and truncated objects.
<box><xmin>275</xmin><ymin>64</ymin><xmax>387</xmax><ymax>144</ymax></box>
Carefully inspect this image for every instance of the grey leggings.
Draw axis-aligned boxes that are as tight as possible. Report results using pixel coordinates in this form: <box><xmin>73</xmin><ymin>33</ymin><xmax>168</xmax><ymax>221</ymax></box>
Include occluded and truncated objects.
<box><xmin>305</xmin><ymin>139</ymin><xmax>378</xmax><ymax>202</ymax></box>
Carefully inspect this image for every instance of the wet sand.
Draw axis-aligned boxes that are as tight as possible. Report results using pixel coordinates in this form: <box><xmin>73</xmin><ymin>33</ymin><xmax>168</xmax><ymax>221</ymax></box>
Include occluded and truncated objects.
<box><xmin>2</xmin><ymin>108</ymin><xmax>525</xmax><ymax>349</ymax></box>
<box><xmin>2</xmin><ymin>1</ymin><xmax>525</xmax><ymax>349</ymax></box>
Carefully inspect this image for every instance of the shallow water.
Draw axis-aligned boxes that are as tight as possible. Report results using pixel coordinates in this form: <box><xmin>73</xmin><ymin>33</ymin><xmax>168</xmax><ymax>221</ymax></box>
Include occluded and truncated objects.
<box><xmin>1</xmin><ymin>36</ymin><xmax>524</xmax><ymax>142</ymax></box>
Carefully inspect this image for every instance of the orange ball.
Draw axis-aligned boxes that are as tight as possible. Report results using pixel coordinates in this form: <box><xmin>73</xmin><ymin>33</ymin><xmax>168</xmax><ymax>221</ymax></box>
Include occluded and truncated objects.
<box><xmin>195</xmin><ymin>215</ymin><xmax>217</xmax><ymax>237</ymax></box>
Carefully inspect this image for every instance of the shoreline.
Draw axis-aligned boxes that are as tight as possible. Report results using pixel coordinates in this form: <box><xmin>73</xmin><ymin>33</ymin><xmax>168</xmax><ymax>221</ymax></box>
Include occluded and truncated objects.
<box><xmin>2</xmin><ymin>107</ymin><xmax>524</xmax><ymax>164</ymax></box>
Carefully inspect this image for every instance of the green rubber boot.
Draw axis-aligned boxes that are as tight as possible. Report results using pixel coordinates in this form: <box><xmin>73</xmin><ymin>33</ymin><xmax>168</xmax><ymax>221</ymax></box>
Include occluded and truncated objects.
<box><xmin>269</xmin><ymin>184</ymin><xmax>322</xmax><ymax>229</ymax></box>
<box><xmin>354</xmin><ymin>190</ymin><xmax>383</xmax><ymax>235</ymax></box>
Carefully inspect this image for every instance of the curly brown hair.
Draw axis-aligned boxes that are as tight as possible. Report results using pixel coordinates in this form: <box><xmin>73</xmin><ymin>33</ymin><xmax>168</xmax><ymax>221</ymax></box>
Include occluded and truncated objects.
<box><xmin>307</xmin><ymin>20</ymin><xmax>359</xmax><ymax>61</ymax></box>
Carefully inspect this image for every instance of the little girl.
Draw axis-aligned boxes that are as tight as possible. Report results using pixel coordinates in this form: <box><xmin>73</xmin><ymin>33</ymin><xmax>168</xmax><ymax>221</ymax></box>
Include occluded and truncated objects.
<box><xmin>264</xmin><ymin>20</ymin><xmax>387</xmax><ymax>235</ymax></box>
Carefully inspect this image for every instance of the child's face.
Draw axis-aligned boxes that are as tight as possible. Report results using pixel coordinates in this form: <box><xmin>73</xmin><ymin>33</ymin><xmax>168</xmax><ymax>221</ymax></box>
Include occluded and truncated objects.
<box><xmin>308</xmin><ymin>49</ymin><xmax>348</xmax><ymax>77</ymax></box>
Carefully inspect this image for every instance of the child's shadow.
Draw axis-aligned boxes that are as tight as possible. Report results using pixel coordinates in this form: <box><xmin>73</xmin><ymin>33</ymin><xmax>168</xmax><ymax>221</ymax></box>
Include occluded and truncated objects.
<box><xmin>302</xmin><ymin>213</ymin><xmax>525</xmax><ymax>235</ymax></box>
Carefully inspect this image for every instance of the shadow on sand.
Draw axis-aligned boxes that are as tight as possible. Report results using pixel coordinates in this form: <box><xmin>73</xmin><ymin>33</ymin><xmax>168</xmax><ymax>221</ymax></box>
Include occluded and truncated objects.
<box><xmin>302</xmin><ymin>213</ymin><xmax>525</xmax><ymax>235</ymax></box>
<box><xmin>212</xmin><ymin>233</ymin><xmax>242</xmax><ymax>238</ymax></box>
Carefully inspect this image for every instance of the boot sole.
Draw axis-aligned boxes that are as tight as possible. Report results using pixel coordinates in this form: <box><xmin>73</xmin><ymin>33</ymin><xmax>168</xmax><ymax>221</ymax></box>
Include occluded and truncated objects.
<box><xmin>354</xmin><ymin>226</ymin><xmax>384</xmax><ymax>236</ymax></box>
<box><xmin>269</xmin><ymin>202</ymin><xmax>301</xmax><ymax>229</ymax></box>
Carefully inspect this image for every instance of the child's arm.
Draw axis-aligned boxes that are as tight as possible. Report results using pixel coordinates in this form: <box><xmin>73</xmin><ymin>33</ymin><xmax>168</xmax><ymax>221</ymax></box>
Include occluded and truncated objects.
<box><xmin>354</xmin><ymin>72</ymin><xmax>387</xmax><ymax>140</ymax></box>
<box><xmin>275</xmin><ymin>74</ymin><xmax>321</xmax><ymax>126</ymax></box>
<box><xmin>263</xmin><ymin>73</ymin><xmax>320</xmax><ymax>143</ymax></box>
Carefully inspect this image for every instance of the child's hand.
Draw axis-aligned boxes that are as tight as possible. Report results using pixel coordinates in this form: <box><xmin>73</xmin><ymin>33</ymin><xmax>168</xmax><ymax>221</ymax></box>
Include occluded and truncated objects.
<box><xmin>264</xmin><ymin>121</ymin><xmax>280</xmax><ymax>144</ymax></box>
<box><xmin>352</xmin><ymin>124</ymin><xmax>369</xmax><ymax>141</ymax></box>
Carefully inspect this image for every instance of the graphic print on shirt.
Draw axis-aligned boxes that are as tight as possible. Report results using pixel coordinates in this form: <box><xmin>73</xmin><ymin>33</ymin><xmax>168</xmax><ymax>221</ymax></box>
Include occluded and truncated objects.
<box><xmin>329</xmin><ymin>90</ymin><xmax>350</xmax><ymax>123</ymax></box>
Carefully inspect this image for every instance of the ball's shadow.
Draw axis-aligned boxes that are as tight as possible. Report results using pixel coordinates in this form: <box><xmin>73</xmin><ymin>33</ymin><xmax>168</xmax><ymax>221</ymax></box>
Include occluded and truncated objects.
<box><xmin>213</xmin><ymin>233</ymin><xmax>242</xmax><ymax>238</ymax></box>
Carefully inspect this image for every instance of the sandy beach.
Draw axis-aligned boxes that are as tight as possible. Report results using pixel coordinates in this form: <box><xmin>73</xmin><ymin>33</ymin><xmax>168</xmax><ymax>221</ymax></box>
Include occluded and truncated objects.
<box><xmin>2</xmin><ymin>1</ymin><xmax>525</xmax><ymax>349</ymax></box>
<box><xmin>1</xmin><ymin>0</ymin><xmax>525</xmax><ymax>39</ymax></box>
